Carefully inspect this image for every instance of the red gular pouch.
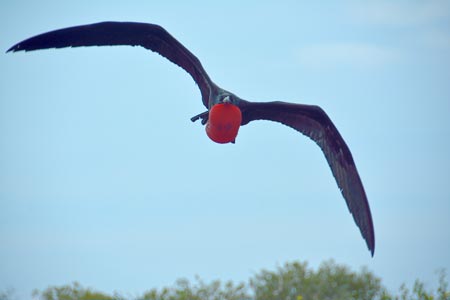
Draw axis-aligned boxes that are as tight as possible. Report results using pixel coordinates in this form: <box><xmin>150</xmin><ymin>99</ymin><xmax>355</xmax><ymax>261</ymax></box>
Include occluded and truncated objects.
<box><xmin>205</xmin><ymin>103</ymin><xmax>242</xmax><ymax>144</ymax></box>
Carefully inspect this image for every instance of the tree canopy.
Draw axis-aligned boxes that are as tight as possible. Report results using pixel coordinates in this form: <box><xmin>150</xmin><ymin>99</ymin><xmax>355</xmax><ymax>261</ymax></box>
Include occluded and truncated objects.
<box><xmin>2</xmin><ymin>260</ymin><xmax>448</xmax><ymax>300</ymax></box>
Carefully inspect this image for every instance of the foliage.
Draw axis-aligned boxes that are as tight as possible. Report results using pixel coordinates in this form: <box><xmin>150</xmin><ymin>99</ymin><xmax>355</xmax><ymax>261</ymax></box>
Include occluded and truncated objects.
<box><xmin>388</xmin><ymin>270</ymin><xmax>450</xmax><ymax>300</ymax></box>
<box><xmin>2</xmin><ymin>261</ymin><xmax>447</xmax><ymax>300</ymax></box>
<box><xmin>0</xmin><ymin>288</ymin><xmax>14</xmax><ymax>300</ymax></box>
<box><xmin>249</xmin><ymin>260</ymin><xmax>386</xmax><ymax>300</ymax></box>
<box><xmin>31</xmin><ymin>282</ymin><xmax>125</xmax><ymax>300</ymax></box>
<box><xmin>140</xmin><ymin>276</ymin><xmax>248</xmax><ymax>300</ymax></box>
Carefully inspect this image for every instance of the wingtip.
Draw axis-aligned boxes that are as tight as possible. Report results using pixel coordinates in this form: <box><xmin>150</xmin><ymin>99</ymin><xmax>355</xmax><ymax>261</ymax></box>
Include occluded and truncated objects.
<box><xmin>6</xmin><ymin>42</ymin><xmax>28</xmax><ymax>53</ymax></box>
<box><xmin>369</xmin><ymin>240</ymin><xmax>375</xmax><ymax>257</ymax></box>
<box><xmin>6</xmin><ymin>44</ymin><xmax>19</xmax><ymax>53</ymax></box>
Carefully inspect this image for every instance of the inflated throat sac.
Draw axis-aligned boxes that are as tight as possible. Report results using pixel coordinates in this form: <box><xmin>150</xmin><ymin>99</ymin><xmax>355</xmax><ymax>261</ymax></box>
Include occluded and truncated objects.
<box><xmin>205</xmin><ymin>103</ymin><xmax>242</xmax><ymax>144</ymax></box>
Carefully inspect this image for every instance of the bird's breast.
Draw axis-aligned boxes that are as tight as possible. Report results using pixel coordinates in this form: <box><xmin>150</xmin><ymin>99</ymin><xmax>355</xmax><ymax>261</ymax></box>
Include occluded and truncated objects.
<box><xmin>205</xmin><ymin>103</ymin><xmax>242</xmax><ymax>144</ymax></box>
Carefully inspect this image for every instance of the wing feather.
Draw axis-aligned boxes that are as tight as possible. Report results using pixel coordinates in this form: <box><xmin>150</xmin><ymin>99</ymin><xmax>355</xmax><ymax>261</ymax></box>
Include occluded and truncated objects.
<box><xmin>240</xmin><ymin>100</ymin><xmax>375</xmax><ymax>255</ymax></box>
<box><xmin>7</xmin><ymin>21</ymin><xmax>213</xmax><ymax>108</ymax></box>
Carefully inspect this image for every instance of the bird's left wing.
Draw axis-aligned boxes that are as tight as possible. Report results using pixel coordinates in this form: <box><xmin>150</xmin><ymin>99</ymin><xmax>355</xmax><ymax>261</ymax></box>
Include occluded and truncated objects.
<box><xmin>239</xmin><ymin>100</ymin><xmax>375</xmax><ymax>255</ymax></box>
<box><xmin>7</xmin><ymin>21</ymin><xmax>213</xmax><ymax>108</ymax></box>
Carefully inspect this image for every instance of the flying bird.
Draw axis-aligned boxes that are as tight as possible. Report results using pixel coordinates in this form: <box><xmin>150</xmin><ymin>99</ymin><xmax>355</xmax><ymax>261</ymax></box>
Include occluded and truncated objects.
<box><xmin>7</xmin><ymin>21</ymin><xmax>375</xmax><ymax>255</ymax></box>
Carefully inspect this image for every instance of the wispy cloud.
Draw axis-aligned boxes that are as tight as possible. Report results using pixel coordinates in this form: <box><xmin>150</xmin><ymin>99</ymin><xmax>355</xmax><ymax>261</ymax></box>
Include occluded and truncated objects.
<box><xmin>348</xmin><ymin>1</ymin><xmax>450</xmax><ymax>53</ymax></box>
<box><xmin>350</xmin><ymin>1</ymin><xmax>450</xmax><ymax>27</ymax></box>
<box><xmin>416</xmin><ymin>29</ymin><xmax>450</xmax><ymax>49</ymax></box>
<box><xmin>297</xmin><ymin>1</ymin><xmax>450</xmax><ymax>70</ymax></box>
<box><xmin>296</xmin><ymin>43</ymin><xmax>399</xmax><ymax>70</ymax></box>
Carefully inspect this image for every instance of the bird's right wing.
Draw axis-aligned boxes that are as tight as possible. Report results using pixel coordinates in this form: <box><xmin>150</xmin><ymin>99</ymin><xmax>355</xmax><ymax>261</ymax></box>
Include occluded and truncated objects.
<box><xmin>240</xmin><ymin>100</ymin><xmax>375</xmax><ymax>256</ymax></box>
<box><xmin>7</xmin><ymin>21</ymin><xmax>213</xmax><ymax>108</ymax></box>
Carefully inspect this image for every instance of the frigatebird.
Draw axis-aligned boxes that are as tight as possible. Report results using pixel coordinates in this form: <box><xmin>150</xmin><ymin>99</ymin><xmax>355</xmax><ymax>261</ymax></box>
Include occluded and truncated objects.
<box><xmin>7</xmin><ymin>21</ymin><xmax>375</xmax><ymax>256</ymax></box>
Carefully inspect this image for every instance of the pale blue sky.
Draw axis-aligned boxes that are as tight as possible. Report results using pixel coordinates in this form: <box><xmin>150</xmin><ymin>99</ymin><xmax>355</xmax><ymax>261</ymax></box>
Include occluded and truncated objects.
<box><xmin>1</xmin><ymin>0</ymin><xmax>450</xmax><ymax>298</ymax></box>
